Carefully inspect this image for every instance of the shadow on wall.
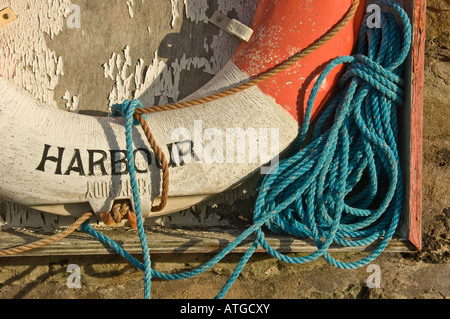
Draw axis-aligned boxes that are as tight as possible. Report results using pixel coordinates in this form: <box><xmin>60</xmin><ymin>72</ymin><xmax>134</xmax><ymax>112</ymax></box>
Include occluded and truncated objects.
<box><xmin>47</xmin><ymin>0</ymin><xmax>257</xmax><ymax>116</ymax></box>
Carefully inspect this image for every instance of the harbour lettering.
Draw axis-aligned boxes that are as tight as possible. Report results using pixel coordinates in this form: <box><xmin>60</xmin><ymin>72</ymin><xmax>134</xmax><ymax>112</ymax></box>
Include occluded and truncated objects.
<box><xmin>36</xmin><ymin>144</ymin><xmax>154</xmax><ymax>176</ymax></box>
<box><xmin>36</xmin><ymin>144</ymin><xmax>65</xmax><ymax>175</ymax></box>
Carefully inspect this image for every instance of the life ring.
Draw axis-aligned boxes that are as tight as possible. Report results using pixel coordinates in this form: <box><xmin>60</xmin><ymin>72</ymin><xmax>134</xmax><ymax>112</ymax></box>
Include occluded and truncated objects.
<box><xmin>0</xmin><ymin>0</ymin><xmax>365</xmax><ymax>218</ymax></box>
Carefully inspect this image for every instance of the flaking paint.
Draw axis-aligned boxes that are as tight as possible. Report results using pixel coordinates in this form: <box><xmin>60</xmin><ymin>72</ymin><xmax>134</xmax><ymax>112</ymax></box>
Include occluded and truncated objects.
<box><xmin>0</xmin><ymin>0</ymin><xmax>263</xmax><ymax>228</ymax></box>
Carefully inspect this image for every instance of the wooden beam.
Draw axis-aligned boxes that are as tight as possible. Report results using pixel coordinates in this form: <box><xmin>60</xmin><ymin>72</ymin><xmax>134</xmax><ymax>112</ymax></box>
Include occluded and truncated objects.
<box><xmin>408</xmin><ymin>0</ymin><xmax>426</xmax><ymax>251</ymax></box>
<box><xmin>0</xmin><ymin>226</ymin><xmax>417</xmax><ymax>257</ymax></box>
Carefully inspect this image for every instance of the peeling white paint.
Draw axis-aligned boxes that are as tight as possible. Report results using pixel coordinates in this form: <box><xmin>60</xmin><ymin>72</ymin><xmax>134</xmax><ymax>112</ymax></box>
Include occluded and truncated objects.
<box><xmin>63</xmin><ymin>90</ymin><xmax>81</xmax><ymax>113</ymax></box>
<box><xmin>135</xmin><ymin>51</ymin><xmax>169</xmax><ymax>102</ymax></box>
<box><xmin>0</xmin><ymin>1</ymin><xmax>73</xmax><ymax>229</ymax></box>
<box><xmin>103</xmin><ymin>53</ymin><xmax>117</xmax><ymax>80</ymax></box>
<box><xmin>126</xmin><ymin>0</ymin><xmax>135</xmax><ymax>18</ymax></box>
<box><xmin>151</xmin><ymin>174</ymin><xmax>259</xmax><ymax>227</ymax></box>
<box><xmin>103</xmin><ymin>46</ymin><xmax>135</xmax><ymax>108</ymax></box>
<box><xmin>134</xmin><ymin>58</ymin><xmax>147</xmax><ymax>96</ymax></box>
<box><xmin>218</xmin><ymin>0</ymin><xmax>258</xmax><ymax>25</ymax></box>
<box><xmin>76</xmin><ymin>0</ymin><xmax>254</xmax><ymax>113</ymax></box>
<box><xmin>203</xmin><ymin>38</ymin><xmax>210</xmax><ymax>53</ymax></box>
<box><xmin>0</xmin><ymin>0</ymin><xmax>70</xmax><ymax>107</ymax></box>
<box><xmin>104</xmin><ymin>47</ymin><xmax>219</xmax><ymax>109</ymax></box>
<box><xmin>183</xmin><ymin>0</ymin><xmax>209</xmax><ymax>24</ymax></box>
<box><xmin>170</xmin><ymin>0</ymin><xmax>181</xmax><ymax>28</ymax></box>
<box><xmin>104</xmin><ymin>49</ymin><xmax>169</xmax><ymax>107</ymax></box>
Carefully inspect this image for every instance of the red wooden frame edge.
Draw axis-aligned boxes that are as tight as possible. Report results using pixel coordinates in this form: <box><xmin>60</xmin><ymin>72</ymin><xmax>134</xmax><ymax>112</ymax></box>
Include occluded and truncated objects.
<box><xmin>408</xmin><ymin>0</ymin><xmax>425</xmax><ymax>251</ymax></box>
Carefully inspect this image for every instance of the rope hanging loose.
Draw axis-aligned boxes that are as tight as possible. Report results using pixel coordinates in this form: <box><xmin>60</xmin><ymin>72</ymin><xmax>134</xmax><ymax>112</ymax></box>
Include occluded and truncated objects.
<box><xmin>0</xmin><ymin>212</ymin><xmax>93</xmax><ymax>257</ymax></box>
<box><xmin>113</xmin><ymin>99</ymin><xmax>153</xmax><ymax>299</ymax></box>
<box><xmin>80</xmin><ymin>0</ymin><xmax>411</xmax><ymax>300</ymax></box>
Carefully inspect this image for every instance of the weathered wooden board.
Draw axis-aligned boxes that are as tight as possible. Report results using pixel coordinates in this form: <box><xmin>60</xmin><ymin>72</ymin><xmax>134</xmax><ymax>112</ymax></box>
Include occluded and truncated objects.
<box><xmin>0</xmin><ymin>225</ymin><xmax>416</xmax><ymax>257</ymax></box>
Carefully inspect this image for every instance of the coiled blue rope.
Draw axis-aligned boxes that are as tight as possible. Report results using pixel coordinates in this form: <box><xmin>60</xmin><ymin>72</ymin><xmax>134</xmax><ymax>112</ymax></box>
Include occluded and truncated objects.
<box><xmin>81</xmin><ymin>0</ymin><xmax>411</xmax><ymax>299</ymax></box>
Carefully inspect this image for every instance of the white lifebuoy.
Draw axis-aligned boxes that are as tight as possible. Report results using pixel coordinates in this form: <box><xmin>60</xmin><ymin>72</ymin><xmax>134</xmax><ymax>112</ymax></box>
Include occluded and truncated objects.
<box><xmin>0</xmin><ymin>0</ymin><xmax>364</xmax><ymax>218</ymax></box>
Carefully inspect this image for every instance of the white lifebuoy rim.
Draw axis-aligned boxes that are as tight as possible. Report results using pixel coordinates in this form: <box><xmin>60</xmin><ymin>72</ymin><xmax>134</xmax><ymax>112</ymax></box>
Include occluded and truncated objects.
<box><xmin>0</xmin><ymin>0</ymin><xmax>362</xmax><ymax>218</ymax></box>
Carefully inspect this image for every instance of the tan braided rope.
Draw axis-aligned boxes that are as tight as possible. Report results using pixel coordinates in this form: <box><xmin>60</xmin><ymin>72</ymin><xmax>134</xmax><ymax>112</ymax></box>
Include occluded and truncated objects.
<box><xmin>133</xmin><ymin>113</ymin><xmax>170</xmax><ymax>212</ymax></box>
<box><xmin>134</xmin><ymin>0</ymin><xmax>359</xmax><ymax>212</ymax></box>
<box><xmin>135</xmin><ymin>0</ymin><xmax>359</xmax><ymax>116</ymax></box>
<box><xmin>0</xmin><ymin>212</ymin><xmax>93</xmax><ymax>256</ymax></box>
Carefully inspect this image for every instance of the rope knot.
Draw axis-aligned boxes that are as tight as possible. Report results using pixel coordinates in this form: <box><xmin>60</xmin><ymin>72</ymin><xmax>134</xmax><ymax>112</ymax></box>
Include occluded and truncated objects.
<box><xmin>100</xmin><ymin>201</ymin><xmax>138</xmax><ymax>230</ymax></box>
<box><xmin>339</xmin><ymin>54</ymin><xmax>405</xmax><ymax>105</ymax></box>
<box><xmin>110</xmin><ymin>99</ymin><xmax>143</xmax><ymax>126</ymax></box>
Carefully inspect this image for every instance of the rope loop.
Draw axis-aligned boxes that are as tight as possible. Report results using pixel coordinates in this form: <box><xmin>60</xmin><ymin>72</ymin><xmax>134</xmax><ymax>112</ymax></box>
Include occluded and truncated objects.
<box><xmin>111</xmin><ymin>99</ymin><xmax>142</xmax><ymax>126</ymax></box>
<box><xmin>339</xmin><ymin>54</ymin><xmax>405</xmax><ymax>105</ymax></box>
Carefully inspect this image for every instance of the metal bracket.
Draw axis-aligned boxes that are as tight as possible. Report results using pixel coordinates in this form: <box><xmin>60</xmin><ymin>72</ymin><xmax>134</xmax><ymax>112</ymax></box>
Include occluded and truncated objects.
<box><xmin>0</xmin><ymin>7</ymin><xmax>17</xmax><ymax>27</ymax></box>
<box><xmin>209</xmin><ymin>10</ymin><xmax>254</xmax><ymax>42</ymax></box>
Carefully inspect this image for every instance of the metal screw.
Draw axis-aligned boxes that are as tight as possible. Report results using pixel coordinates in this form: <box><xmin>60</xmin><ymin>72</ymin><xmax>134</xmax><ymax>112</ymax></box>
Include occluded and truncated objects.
<box><xmin>3</xmin><ymin>13</ymin><xmax>9</xmax><ymax>20</ymax></box>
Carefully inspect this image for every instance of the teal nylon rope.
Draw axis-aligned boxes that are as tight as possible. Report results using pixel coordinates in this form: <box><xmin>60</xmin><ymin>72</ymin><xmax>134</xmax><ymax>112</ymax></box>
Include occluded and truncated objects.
<box><xmin>115</xmin><ymin>99</ymin><xmax>152</xmax><ymax>299</ymax></box>
<box><xmin>81</xmin><ymin>0</ymin><xmax>412</xmax><ymax>299</ymax></box>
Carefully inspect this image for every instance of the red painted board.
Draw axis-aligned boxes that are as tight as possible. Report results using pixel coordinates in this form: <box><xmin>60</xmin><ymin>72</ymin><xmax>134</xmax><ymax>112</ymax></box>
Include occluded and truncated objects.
<box><xmin>409</xmin><ymin>0</ymin><xmax>426</xmax><ymax>251</ymax></box>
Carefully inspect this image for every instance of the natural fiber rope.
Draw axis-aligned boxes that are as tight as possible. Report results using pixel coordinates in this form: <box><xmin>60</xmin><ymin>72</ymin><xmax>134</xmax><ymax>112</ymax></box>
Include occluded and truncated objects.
<box><xmin>127</xmin><ymin>0</ymin><xmax>360</xmax><ymax>213</ymax></box>
<box><xmin>0</xmin><ymin>212</ymin><xmax>93</xmax><ymax>256</ymax></box>
<box><xmin>134</xmin><ymin>0</ymin><xmax>359</xmax><ymax>116</ymax></box>
<box><xmin>133</xmin><ymin>113</ymin><xmax>169</xmax><ymax>212</ymax></box>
